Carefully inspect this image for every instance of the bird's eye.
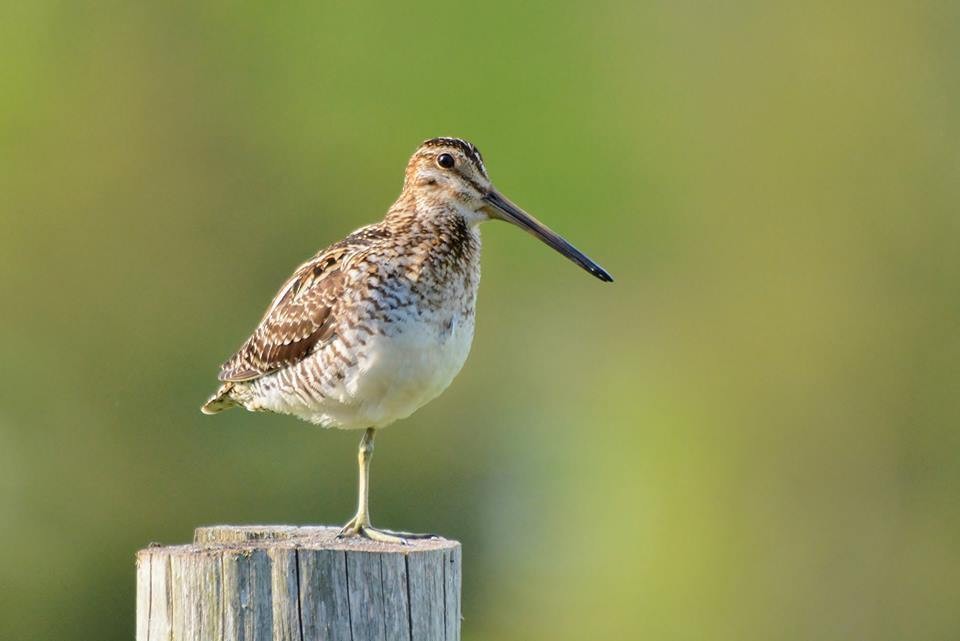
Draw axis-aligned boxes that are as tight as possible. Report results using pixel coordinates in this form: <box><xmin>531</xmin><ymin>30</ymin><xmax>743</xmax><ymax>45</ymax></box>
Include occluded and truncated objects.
<box><xmin>436</xmin><ymin>153</ymin><xmax>455</xmax><ymax>169</ymax></box>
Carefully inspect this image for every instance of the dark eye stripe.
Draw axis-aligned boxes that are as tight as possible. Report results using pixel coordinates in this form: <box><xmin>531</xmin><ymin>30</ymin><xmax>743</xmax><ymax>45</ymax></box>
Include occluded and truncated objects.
<box><xmin>463</xmin><ymin>175</ymin><xmax>485</xmax><ymax>194</ymax></box>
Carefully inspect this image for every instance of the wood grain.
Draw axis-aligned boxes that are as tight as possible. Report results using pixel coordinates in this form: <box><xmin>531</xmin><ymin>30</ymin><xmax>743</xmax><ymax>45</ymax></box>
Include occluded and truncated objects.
<box><xmin>136</xmin><ymin>526</ymin><xmax>461</xmax><ymax>641</ymax></box>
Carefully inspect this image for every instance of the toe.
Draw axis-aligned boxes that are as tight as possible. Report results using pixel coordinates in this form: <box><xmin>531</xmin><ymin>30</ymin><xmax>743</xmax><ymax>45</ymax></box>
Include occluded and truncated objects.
<box><xmin>359</xmin><ymin>527</ymin><xmax>409</xmax><ymax>545</ymax></box>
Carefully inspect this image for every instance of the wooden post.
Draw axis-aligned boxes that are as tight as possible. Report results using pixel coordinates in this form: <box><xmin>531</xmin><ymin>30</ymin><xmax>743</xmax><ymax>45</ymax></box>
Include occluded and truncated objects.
<box><xmin>136</xmin><ymin>526</ymin><xmax>461</xmax><ymax>641</ymax></box>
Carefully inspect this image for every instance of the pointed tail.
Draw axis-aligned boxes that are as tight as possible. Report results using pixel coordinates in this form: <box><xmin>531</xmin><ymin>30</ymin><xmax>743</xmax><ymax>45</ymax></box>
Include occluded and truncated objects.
<box><xmin>201</xmin><ymin>383</ymin><xmax>238</xmax><ymax>415</ymax></box>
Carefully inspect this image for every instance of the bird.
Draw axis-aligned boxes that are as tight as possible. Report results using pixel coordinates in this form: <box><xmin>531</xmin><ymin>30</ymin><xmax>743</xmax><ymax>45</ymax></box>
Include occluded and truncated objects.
<box><xmin>201</xmin><ymin>137</ymin><xmax>612</xmax><ymax>543</ymax></box>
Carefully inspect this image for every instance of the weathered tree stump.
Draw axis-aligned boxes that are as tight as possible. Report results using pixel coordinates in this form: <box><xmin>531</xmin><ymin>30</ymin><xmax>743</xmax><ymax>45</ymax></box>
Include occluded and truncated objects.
<box><xmin>136</xmin><ymin>525</ymin><xmax>461</xmax><ymax>641</ymax></box>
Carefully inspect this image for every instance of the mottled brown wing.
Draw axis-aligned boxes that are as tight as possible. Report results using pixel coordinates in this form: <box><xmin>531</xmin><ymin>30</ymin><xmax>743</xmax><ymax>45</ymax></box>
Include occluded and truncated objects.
<box><xmin>217</xmin><ymin>247</ymin><xmax>350</xmax><ymax>382</ymax></box>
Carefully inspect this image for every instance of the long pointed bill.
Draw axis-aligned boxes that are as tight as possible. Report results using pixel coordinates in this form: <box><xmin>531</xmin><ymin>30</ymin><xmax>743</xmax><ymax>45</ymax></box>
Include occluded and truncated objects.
<box><xmin>483</xmin><ymin>190</ymin><xmax>613</xmax><ymax>282</ymax></box>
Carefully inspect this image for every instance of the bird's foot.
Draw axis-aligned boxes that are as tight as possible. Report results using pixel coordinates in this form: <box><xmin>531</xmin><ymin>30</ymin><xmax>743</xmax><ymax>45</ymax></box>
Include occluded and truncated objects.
<box><xmin>337</xmin><ymin>518</ymin><xmax>438</xmax><ymax>545</ymax></box>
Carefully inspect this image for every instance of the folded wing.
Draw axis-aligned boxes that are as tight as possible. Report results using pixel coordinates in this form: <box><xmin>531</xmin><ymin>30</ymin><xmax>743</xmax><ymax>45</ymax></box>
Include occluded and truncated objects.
<box><xmin>218</xmin><ymin>246</ymin><xmax>351</xmax><ymax>382</ymax></box>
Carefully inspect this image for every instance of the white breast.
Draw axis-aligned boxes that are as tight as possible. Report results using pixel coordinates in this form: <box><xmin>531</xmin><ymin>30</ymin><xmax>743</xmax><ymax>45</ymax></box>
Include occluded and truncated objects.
<box><xmin>344</xmin><ymin>313</ymin><xmax>475</xmax><ymax>428</ymax></box>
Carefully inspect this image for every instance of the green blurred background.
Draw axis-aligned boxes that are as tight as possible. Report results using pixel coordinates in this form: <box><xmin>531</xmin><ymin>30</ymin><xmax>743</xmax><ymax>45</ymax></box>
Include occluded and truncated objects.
<box><xmin>2</xmin><ymin>1</ymin><xmax>958</xmax><ymax>639</ymax></box>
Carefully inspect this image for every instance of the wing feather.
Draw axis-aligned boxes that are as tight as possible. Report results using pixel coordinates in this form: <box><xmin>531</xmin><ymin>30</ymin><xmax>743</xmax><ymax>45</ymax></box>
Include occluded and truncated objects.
<box><xmin>217</xmin><ymin>246</ymin><xmax>350</xmax><ymax>382</ymax></box>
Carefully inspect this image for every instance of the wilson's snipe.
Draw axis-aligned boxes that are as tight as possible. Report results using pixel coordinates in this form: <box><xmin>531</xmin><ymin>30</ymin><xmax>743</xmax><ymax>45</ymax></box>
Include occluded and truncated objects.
<box><xmin>202</xmin><ymin>137</ymin><xmax>612</xmax><ymax>542</ymax></box>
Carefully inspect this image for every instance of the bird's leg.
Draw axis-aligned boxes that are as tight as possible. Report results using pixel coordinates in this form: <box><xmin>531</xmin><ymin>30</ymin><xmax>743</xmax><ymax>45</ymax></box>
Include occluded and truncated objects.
<box><xmin>337</xmin><ymin>427</ymin><xmax>438</xmax><ymax>544</ymax></box>
<box><xmin>338</xmin><ymin>428</ymin><xmax>375</xmax><ymax>536</ymax></box>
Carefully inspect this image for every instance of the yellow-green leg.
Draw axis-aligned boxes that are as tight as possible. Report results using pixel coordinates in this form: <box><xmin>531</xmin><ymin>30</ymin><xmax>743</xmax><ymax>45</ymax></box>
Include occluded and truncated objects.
<box><xmin>338</xmin><ymin>428</ymin><xmax>437</xmax><ymax>544</ymax></box>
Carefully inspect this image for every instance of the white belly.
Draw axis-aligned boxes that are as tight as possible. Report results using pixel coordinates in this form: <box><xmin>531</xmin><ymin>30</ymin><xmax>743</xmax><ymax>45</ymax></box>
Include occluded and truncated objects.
<box><xmin>347</xmin><ymin>315</ymin><xmax>474</xmax><ymax>428</ymax></box>
<box><xmin>270</xmin><ymin>312</ymin><xmax>475</xmax><ymax>429</ymax></box>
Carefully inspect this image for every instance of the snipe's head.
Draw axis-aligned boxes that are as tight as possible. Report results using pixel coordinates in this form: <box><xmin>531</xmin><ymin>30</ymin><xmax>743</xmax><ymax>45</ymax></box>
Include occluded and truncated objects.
<box><xmin>404</xmin><ymin>137</ymin><xmax>613</xmax><ymax>282</ymax></box>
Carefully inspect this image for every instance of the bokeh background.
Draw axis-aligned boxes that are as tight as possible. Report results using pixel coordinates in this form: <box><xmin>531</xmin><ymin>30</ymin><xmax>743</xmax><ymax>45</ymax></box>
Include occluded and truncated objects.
<box><xmin>2</xmin><ymin>1</ymin><xmax>958</xmax><ymax>639</ymax></box>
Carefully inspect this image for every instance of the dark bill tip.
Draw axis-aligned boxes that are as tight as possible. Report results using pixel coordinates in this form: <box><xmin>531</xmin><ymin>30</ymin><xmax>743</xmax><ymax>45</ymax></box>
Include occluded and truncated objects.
<box><xmin>591</xmin><ymin>264</ymin><xmax>615</xmax><ymax>282</ymax></box>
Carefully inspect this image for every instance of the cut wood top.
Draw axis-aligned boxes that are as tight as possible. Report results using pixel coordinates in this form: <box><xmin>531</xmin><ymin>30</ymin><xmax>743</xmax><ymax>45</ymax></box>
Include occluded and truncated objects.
<box><xmin>174</xmin><ymin>524</ymin><xmax>459</xmax><ymax>554</ymax></box>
